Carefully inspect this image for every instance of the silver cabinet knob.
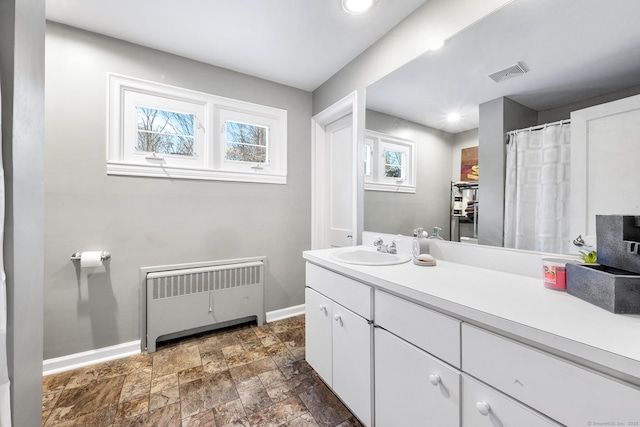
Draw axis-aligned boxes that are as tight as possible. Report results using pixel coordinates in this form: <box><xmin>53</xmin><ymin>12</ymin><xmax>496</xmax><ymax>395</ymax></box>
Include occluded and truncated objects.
<box><xmin>319</xmin><ymin>304</ymin><xmax>327</xmax><ymax>312</ymax></box>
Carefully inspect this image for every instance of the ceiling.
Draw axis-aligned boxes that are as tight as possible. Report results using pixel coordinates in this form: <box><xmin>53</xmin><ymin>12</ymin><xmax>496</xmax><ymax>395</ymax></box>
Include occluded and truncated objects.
<box><xmin>366</xmin><ymin>0</ymin><xmax>640</xmax><ymax>133</ymax></box>
<box><xmin>45</xmin><ymin>0</ymin><xmax>429</xmax><ymax>92</ymax></box>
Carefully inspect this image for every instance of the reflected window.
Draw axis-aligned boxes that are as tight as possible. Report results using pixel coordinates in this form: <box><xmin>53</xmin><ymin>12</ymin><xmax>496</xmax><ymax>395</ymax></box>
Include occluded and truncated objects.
<box><xmin>364</xmin><ymin>130</ymin><xmax>415</xmax><ymax>193</ymax></box>
<box><xmin>364</xmin><ymin>140</ymin><xmax>373</xmax><ymax>177</ymax></box>
<box><xmin>384</xmin><ymin>149</ymin><xmax>404</xmax><ymax>178</ymax></box>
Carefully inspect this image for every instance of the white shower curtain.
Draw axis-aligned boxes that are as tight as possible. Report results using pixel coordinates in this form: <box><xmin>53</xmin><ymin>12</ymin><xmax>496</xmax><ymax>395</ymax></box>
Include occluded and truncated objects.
<box><xmin>504</xmin><ymin>121</ymin><xmax>571</xmax><ymax>254</ymax></box>
<box><xmin>0</xmin><ymin>81</ymin><xmax>11</xmax><ymax>426</ymax></box>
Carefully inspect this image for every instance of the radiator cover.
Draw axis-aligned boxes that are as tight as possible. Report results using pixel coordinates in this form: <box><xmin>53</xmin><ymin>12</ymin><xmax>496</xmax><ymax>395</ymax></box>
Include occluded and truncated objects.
<box><xmin>146</xmin><ymin>258</ymin><xmax>265</xmax><ymax>352</ymax></box>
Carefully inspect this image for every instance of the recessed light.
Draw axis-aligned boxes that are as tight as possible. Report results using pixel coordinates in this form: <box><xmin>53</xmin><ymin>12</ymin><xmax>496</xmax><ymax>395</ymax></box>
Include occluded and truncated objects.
<box><xmin>342</xmin><ymin>0</ymin><xmax>377</xmax><ymax>14</ymax></box>
<box><xmin>447</xmin><ymin>113</ymin><xmax>461</xmax><ymax>123</ymax></box>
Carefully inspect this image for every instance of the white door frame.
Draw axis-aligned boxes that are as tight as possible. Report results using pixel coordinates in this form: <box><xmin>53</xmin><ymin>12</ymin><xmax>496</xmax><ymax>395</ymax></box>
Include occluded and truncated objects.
<box><xmin>311</xmin><ymin>91</ymin><xmax>361</xmax><ymax>250</ymax></box>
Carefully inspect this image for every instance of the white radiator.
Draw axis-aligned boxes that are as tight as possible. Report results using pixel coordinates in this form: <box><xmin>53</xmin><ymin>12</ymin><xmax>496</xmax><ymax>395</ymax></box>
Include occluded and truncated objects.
<box><xmin>146</xmin><ymin>258</ymin><xmax>265</xmax><ymax>353</ymax></box>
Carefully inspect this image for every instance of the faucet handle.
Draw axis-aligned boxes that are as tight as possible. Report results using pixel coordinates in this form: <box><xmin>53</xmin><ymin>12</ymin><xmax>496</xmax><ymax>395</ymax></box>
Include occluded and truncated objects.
<box><xmin>373</xmin><ymin>237</ymin><xmax>384</xmax><ymax>246</ymax></box>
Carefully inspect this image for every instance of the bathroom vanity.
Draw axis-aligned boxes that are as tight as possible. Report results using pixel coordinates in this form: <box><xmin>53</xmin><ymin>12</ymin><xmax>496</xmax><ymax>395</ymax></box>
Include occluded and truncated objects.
<box><xmin>303</xmin><ymin>242</ymin><xmax>640</xmax><ymax>427</ymax></box>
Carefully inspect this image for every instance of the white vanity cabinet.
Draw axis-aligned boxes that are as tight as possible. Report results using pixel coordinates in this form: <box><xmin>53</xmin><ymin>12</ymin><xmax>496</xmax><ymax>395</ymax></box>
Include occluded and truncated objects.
<box><xmin>303</xmin><ymin>250</ymin><xmax>640</xmax><ymax>427</ymax></box>
<box><xmin>305</xmin><ymin>263</ymin><xmax>373</xmax><ymax>427</ymax></box>
<box><xmin>375</xmin><ymin>327</ymin><xmax>460</xmax><ymax>427</ymax></box>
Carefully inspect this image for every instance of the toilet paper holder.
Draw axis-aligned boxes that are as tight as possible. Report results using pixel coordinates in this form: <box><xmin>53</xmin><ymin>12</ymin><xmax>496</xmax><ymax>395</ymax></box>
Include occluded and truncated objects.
<box><xmin>70</xmin><ymin>251</ymin><xmax>111</xmax><ymax>262</ymax></box>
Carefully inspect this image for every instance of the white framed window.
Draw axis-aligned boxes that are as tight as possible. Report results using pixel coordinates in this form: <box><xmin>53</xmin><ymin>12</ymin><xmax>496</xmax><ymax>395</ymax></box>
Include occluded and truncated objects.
<box><xmin>107</xmin><ymin>74</ymin><xmax>287</xmax><ymax>184</ymax></box>
<box><xmin>122</xmin><ymin>90</ymin><xmax>207</xmax><ymax>169</ymax></box>
<box><xmin>214</xmin><ymin>105</ymin><xmax>286</xmax><ymax>177</ymax></box>
<box><xmin>364</xmin><ymin>130</ymin><xmax>416</xmax><ymax>193</ymax></box>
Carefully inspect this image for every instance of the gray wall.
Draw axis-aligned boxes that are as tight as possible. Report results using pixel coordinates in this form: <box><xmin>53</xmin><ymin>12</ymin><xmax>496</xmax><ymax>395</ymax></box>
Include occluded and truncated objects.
<box><xmin>538</xmin><ymin>84</ymin><xmax>640</xmax><ymax>124</ymax></box>
<box><xmin>44</xmin><ymin>22</ymin><xmax>312</xmax><ymax>359</ymax></box>
<box><xmin>364</xmin><ymin>110</ymin><xmax>453</xmax><ymax>238</ymax></box>
<box><xmin>1</xmin><ymin>0</ymin><xmax>45</xmax><ymax>424</ymax></box>
<box><xmin>478</xmin><ymin>97</ymin><xmax>537</xmax><ymax>247</ymax></box>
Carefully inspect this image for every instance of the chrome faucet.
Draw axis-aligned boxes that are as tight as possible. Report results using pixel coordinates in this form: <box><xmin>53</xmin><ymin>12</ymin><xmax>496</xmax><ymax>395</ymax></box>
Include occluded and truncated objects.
<box><xmin>373</xmin><ymin>237</ymin><xmax>397</xmax><ymax>254</ymax></box>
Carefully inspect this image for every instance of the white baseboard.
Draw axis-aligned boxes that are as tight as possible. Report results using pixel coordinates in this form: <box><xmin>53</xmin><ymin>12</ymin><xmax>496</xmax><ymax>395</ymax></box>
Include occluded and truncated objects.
<box><xmin>266</xmin><ymin>304</ymin><xmax>305</xmax><ymax>323</ymax></box>
<box><xmin>43</xmin><ymin>340</ymin><xmax>141</xmax><ymax>376</ymax></box>
<box><xmin>43</xmin><ymin>305</ymin><xmax>305</xmax><ymax>375</ymax></box>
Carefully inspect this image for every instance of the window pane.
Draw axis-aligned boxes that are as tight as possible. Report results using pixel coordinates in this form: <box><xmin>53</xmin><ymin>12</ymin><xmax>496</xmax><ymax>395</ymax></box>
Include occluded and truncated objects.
<box><xmin>384</xmin><ymin>150</ymin><xmax>403</xmax><ymax>178</ymax></box>
<box><xmin>225</xmin><ymin>120</ymin><xmax>268</xmax><ymax>163</ymax></box>
<box><xmin>364</xmin><ymin>145</ymin><xmax>372</xmax><ymax>176</ymax></box>
<box><xmin>136</xmin><ymin>106</ymin><xmax>195</xmax><ymax>156</ymax></box>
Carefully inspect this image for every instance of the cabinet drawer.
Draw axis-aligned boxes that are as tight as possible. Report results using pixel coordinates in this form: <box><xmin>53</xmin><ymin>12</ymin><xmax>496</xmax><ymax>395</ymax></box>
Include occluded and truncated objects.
<box><xmin>306</xmin><ymin>263</ymin><xmax>372</xmax><ymax>319</ymax></box>
<box><xmin>375</xmin><ymin>290</ymin><xmax>460</xmax><ymax>368</ymax></box>
<box><xmin>462</xmin><ymin>324</ymin><xmax>640</xmax><ymax>426</ymax></box>
<box><xmin>462</xmin><ymin>374</ymin><xmax>560</xmax><ymax>426</ymax></box>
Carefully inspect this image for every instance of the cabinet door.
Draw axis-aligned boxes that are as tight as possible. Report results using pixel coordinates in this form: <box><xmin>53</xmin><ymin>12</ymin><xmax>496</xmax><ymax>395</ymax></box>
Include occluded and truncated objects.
<box><xmin>305</xmin><ymin>287</ymin><xmax>333</xmax><ymax>385</ymax></box>
<box><xmin>332</xmin><ymin>302</ymin><xmax>372</xmax><ymax>427</ymax></box>
<box><xmin>375</xmin><ymin>328</ymin><xmax>460</xmax><ymax>427</ymax></box>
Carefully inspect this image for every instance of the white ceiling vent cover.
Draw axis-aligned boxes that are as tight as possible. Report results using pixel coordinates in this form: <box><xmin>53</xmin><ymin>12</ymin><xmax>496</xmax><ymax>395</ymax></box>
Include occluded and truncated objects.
<box><xmin>489</xmin><ymin>62</ymin><xmax>528</xmax><ymax>83</ymax></box>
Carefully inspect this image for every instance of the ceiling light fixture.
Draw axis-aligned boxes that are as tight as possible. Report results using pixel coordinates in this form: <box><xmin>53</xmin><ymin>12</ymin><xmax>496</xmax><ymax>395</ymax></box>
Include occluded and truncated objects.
<box><xmin>447</xmin><ymin>113</ymin><xmax>461</xmax><ymax>122</ymax></box>
<box><xmin>342</xmin><ymin>0</ymin><xmax>377</xmax><ymax>14</ymax></box>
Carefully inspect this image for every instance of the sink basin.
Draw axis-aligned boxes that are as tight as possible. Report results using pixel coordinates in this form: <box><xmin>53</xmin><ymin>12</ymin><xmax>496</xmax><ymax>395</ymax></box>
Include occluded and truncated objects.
<box><xmin>330</xmin><ymin>248</ymin><xmax>411</xmax><ymax>266</ymax></box>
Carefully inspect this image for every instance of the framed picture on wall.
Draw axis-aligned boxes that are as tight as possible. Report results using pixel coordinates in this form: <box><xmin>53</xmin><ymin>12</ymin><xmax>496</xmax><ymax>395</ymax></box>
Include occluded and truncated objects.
<box><xmin>460</xmin><ymin>146</ymin><xmax>478</xmax><ymax>181</ymax></box>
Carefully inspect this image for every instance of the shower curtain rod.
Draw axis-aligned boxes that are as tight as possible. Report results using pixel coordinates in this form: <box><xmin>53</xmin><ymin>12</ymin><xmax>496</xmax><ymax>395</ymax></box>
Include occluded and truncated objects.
<box><xmin>506</xmin><ymin>119</ymin><xmax>571</xmax><ymax>137</ymax></box>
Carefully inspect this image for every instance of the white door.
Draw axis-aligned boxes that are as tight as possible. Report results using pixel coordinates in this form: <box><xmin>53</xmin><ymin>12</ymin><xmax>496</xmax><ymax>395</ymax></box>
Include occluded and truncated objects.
<box><xmin>324</xmin><ymin>114</ymin><xmax>355</xmax><ymax>248</ymax></box>
<box><xmin>332</xmin><ymin>301</ymin><xmax>372</xmax><ymax>427</ymax></box>
<box><xmin>375</xmin><ymin>328</ymin><xmax>460</xmax><ymax>427</ymax></box>
<box><xmin>311</xmin><ymin>92</ymin><xmax>359</xmax><ymax>250</ymax></box>
<box><xmin>571</xmin><ymin>94</ymin><xmax>640</xmax><ymax>246</ymax></box>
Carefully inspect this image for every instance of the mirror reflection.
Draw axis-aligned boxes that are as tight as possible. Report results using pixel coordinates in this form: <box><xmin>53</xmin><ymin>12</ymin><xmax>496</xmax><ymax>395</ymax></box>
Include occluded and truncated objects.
<box><xmin>364</xmin><ymin>0</ymin><xmax>640</xmax><ymax>254</ymax></box>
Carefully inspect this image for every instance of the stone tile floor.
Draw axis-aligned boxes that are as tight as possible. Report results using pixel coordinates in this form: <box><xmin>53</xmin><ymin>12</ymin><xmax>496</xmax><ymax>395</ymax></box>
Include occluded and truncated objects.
<box><xmin>42</xmin><ymin>315</ymin><xmax>362</xmax><ymax>427</ymax></box>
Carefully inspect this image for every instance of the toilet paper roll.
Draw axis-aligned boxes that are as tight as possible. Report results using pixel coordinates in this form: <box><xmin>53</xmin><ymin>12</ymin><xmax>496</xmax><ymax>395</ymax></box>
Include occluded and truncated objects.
<box><xmin>80</xmin><ymin>251</ymin><xmax>103</xmax><ymax>268</ymax></box>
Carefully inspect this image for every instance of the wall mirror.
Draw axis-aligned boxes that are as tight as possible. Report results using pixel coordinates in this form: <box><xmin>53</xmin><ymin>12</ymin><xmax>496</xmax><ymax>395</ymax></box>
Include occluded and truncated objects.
<box><xmin>364</xmin><ymin>0</ymin><xmax>640</xmax><ymax>255</ymax></box>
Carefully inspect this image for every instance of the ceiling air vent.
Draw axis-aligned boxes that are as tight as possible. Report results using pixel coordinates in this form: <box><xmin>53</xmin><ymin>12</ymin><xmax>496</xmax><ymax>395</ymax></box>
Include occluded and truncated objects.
<box><xmin>489</xmin><ymin>62</ymin><xmax>527</xmax><ymax>83</ymax></box>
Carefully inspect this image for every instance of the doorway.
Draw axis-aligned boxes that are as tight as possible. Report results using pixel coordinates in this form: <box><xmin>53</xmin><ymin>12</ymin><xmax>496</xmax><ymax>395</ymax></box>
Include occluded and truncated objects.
<box><xmin>311</xmin><ymin>92</ymin><xmax>360</xmax><ymax>249</ymax></box>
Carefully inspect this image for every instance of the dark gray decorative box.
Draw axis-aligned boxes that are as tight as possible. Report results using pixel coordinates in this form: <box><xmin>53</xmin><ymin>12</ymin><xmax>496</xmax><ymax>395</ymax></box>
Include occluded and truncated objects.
<box><xmin>566</xmin><ymin>263</ymin><xmax>640</xmax><ymax>314</ymax></box>
<box><xmin>566</xmin><ymin>215</ymin><xmax>640</xmax><ymax>314</ymax></box>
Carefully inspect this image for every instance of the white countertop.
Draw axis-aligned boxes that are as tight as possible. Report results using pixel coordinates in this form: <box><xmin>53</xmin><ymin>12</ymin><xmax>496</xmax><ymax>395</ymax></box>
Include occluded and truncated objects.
<box><xmin>303</xmin><ymin>245</ymin><xmax>640</xmax><ymax>385</ymax></box>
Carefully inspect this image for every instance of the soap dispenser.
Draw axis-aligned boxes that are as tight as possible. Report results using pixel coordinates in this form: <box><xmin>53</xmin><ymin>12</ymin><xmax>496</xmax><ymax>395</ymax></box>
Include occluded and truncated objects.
<box><xmin>429</xmin><ymin>227</ymin><xmax>444</xmax><ymax>240</ymax></box>
<box><xmin>412</xmin><ymin>227</ymin><xmax>430</xmax><ymax>257</ymax></box>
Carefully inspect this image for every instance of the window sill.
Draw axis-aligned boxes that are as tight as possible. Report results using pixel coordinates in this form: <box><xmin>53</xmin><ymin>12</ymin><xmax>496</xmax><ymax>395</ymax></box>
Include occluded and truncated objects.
<box><xmin>106</xmin><ymin>162</ymin><xmax>287</xmax><ymax>185</ymax></box>
<box><xmin>365</xmin><ymin>182</ymin><xmax>416</xmax><ymax>194</ymax></box>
